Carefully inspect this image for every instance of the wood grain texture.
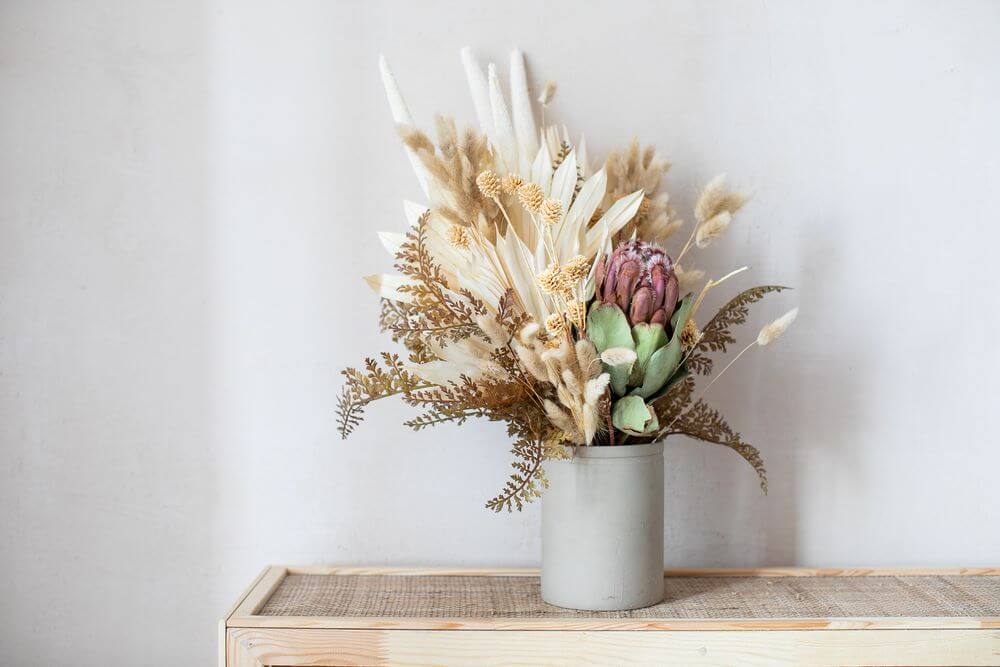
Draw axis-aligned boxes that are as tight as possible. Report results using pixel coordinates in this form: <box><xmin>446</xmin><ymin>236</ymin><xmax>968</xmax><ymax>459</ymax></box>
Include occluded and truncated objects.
<box><xmin>283</xmin><ymin>565</ymin><xmax>1000</xmax><ymax>577</ymax></box>
<box><xmin>233</xmin><ymin>566</ymin><xmax>288</xmax><ymax>617</ymax></box>
<box><xmin>222</xmin><ymin>566</ymin><xmax>1000</xmax><ymax>666</ymax></box>
<box><xmin>227</xmin><ymin>614</ymin><xmax>1000</xmax><ymax>631</ymax></box>
<box><xmin>220</xmin><ymin>566</ymin><xmax>271</xmax><ymax>667</ymax></box>
<box><xmin>227</xmin><ymin>627</ymin><xmax>1000</xmax><ymax>666</ymax></box>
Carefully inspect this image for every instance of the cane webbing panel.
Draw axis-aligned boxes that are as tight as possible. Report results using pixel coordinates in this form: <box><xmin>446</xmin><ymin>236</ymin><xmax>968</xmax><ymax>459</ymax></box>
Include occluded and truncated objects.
<box><xmin>257</xmin><ymin>574</ymin><xmax>1000</xmax><ymax>619</ymax></box>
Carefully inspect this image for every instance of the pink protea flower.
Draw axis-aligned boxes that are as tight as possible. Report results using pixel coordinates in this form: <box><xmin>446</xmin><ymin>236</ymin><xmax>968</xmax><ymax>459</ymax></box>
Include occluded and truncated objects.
<box><xmin>594</xmin><ymin>240</ymin><xmax>680</xmax><ymax>327</ymax></box>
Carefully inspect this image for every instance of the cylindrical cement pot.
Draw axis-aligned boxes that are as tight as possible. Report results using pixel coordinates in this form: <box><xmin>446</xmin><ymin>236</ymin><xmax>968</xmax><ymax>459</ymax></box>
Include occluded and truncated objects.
<box><xmin>541</xmin><ymin>442</ymin><xmax>664</xmax><ymax>611</ymax></box>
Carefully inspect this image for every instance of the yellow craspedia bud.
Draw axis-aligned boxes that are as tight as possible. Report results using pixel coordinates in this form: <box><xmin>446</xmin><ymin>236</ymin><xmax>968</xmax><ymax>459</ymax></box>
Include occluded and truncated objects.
<box><xmin>517</xmin><ymin>182</ymin><xmax>544</xmax><ymax>213</ymax></box>
<box><xmin>562</xmin><ymin>255</ymin><xmax>591</xmax><ymax>284</ymax></box>
<box><xmin>446</xmin><ymin>224</ymin><xmax>471</xmax><ymax>249</ymax></box>
<box><xmin>540</xmin><ymin>199</ymin><xmax>563</xmax><ymax>225</ymax></box>
<box><xmin>536</xmin><ymin>262</ymin><xmax>564</xmax><ymax>295</ymax></box>
<box><xmin>545</xmin><ymin>313</ymin><xmax>566</xmax><ymax>336</ymax></box>
<box><xmin>500</xmin><ymin>174</ymin><xmax>524</xmax><ymax>195</ymax></box>
<box><xmin>476</xmin><ymin>170</ymin><xmax>502</xmax><ymax>199</ymax></box>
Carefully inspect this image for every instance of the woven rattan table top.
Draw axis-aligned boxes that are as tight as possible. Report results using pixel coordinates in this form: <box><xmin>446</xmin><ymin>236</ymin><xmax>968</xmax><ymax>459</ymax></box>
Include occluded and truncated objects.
<box><xmin>255</xmin><ymin>573</ymin><xmax>1000</xmax><ymax>620</ymax></box>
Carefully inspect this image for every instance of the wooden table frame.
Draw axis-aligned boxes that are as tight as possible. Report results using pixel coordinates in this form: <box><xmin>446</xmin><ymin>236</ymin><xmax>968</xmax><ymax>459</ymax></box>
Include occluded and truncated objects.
<box><xmin>221</xmin><ymin>566</ymin><xmax>1000</xmax><ymax>666</ymax></box>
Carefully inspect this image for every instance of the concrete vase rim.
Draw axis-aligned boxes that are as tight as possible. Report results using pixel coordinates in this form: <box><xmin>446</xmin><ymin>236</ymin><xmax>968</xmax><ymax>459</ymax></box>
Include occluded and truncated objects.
<box><xmin>563</xmin><ymin>441</ymin><xmax>664</xmax><ymax>459</ymax></box>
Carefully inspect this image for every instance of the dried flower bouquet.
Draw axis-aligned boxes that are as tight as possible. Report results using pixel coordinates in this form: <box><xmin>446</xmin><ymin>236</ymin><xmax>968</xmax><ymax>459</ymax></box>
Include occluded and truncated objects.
<box><xmin>337</xmin><ymin>49</ymin><xmax>798</xmax><ymax>511</ymax></box>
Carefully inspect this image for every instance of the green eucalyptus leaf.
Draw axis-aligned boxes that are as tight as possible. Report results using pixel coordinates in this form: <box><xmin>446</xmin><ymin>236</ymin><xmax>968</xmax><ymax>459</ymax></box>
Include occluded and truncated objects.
<box><xmin>670</xmin><ymin>294</ymin><xmax>695</xmax><ymax>335</ymax></box>
<box><xmin>601</xmin><ymin>347</ymin><xmax>637</xmax><ymax>397</ymax></box>
<box><xmin>631</xmin><ymin>322</ymin><xmax>668</xmax><ymax>378</ymax></box>
<box><xmin>632</xmin><ymin>338</ymin><xmax>682</xmax><ymax>399</ymax></box>
<box><xmin>586</xmin><ymin>303</ymin><xmax>634</xmax><ymax>354</ymax></box>
<box><xmin>611</xmin><ymin>395</ymin><xmax>658</xmax><ymax>435</ymax></box>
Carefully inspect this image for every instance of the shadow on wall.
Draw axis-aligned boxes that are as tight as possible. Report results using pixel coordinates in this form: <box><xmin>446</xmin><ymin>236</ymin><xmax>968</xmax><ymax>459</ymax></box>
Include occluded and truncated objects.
<box><xmin>664</xmin><ymin>206</ymin><xmax>873</xmax><ymax>567</ymax></box>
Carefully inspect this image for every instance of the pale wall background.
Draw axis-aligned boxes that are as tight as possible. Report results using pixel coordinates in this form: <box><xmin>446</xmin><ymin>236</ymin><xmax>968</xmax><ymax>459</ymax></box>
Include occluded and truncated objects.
<box><xmin>2</xmin><ymin>0</ymin><xmax>999</xmax><ymax>664</ymax></box>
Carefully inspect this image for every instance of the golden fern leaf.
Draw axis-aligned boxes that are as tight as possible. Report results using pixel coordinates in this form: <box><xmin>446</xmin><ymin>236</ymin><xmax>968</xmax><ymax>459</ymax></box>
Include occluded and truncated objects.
<box><xmin>665</xmin><ymin>400</ymin><xmax>768</xmax><ymax>494</ymax></box>
<box><xmin>335</xmin><ymin>353</ymin><xmax>432</xmax><ymax>439</ymax></box>
<box><xmin>696</xmin><ymin>285</ymin><xmax>790</xmax><ymax>355</ymax></box>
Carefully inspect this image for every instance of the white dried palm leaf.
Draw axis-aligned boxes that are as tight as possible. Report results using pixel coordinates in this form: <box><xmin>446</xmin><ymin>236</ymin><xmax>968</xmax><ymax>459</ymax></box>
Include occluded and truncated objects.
<box><xmin>493</xmin><ymin>228</ymin><xmax>552</xmax><ymax>322</ymax></box>
<box><xmin>549</xmin><ymin>149</ymin><xmax>577</xmax><ymax>214</ymax></box>
<box><xmin>406</xmin><ymin>337</ymin><xmax>501</xmax><ymax>385</ymax></box>
<box><xmin>488</xmin><ymin>64</ymin><xmax>517</xmax><ymax>173</ymax></box>
<box><xmin>378</xmin><ymin>55</ymin><xmax>430</xmax><ymax>198</ymax></box>
<box><xmin>576</xmin><ymin>134</ymin><xmax>590</xmax><ymax>178</ymax></box>
<box><xmin>377</xmin><ymin>231</ymin><xmax>407</xmax><ymax>256</ymax></box>
<box><xmin>530</xmin><ymin>141</ymin><xmax>553</xmax><ymax>194</ymax></box>
<box><xmin>554</xmin><ymin>167</ymin><xmax>607</xmax><ymax>257</ymax></box>
<box><xmin>363</xmin><ymin>273</ymin><xmax>417</xmax><ymax>303</ymax></box>
<box><xmin>402</xmin><ymin>200</ymin><xmax>429</xmax><ymax>227</ymax></box>
<box><xmin>581</xmin><ymin>189</ymin><xmax>645</xmax><ymax>256</ymax></box>
<box><xmin>460</xmin><ymin>47</ymin><xmax>492</xmax><ymax>138</ymax></box>
<box><xmin>508</xmin><ymin>50</ymin><xmax>538</xmax><ymax>173</ymax></box>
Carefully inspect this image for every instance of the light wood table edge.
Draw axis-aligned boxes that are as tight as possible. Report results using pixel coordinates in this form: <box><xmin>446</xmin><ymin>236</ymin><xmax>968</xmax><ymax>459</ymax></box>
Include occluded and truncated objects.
<box><xmin>227</xmin><ymin>614</ymin><xmax>1000</xmax><ymax>632</ymax></box>
<box><xmin>283</xmin><ymin>565</ymin><xmax>1000</xmax><ymax>577</ymax></box>
<box><xmin>223</xmin><ymin>565</ymin><xmax>1000</xmax><ymax>665</ymax></box>
<box><xmin>219</xmin><ymin>566</ymin><xmax>273</xmax><ymax>667</ymax></box>
<box><xmin>226</xmin><ymin>627</ymin><xmax>1000</xmax><ymax>667</ymax></box>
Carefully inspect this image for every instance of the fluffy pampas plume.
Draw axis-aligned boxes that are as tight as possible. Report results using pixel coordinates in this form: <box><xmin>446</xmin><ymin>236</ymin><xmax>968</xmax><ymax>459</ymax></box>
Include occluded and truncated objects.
<box><xmin>537</xmin><ymin>81</ymin><xmax>557</xmax><ymax>107</ymax></box>
<box><xmin>757</xmin><ymin>307</ymin><xmax>799</xmax><ymax>346</ymax></box>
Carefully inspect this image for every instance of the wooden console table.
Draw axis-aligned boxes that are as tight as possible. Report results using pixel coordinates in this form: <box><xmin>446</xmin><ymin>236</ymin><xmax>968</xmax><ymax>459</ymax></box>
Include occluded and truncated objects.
<box><xmin>221</xmin><ymin>566</ymin><xmax>1000</xmax><ymax>666</ymax></box>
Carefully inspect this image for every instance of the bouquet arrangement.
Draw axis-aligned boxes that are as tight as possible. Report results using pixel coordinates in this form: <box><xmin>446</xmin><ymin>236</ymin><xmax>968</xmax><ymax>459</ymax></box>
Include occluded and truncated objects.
<box><xmin>337</xmin><ymin>50</ymin><xmax>798</xmax><ymax>511</ymax></box>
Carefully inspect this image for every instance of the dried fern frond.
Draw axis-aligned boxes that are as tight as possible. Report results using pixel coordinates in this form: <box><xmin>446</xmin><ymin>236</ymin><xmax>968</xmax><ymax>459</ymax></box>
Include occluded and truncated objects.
<box><xmin>336</xmin><ymin>353</ymin><xmax>433</xmax><ymax>439</ymax></box>
<box><xmin>395</xmin><ymin>211</ymin><xmax>486</xmax><ymax>327</ymax></box>
<box><xmin>696</xmin><ymin>285</ymin><xmax>791</xmax><ymax>355</ymax></box>
<box><xmin>486</xmin><ymin>428</ymin><xmax>568</xmax><ymax>512</ymax></box>
<box><xmin>664</xmin><ymin>399</ymin><xmax>768</xmax><ymax>494</ymax></box>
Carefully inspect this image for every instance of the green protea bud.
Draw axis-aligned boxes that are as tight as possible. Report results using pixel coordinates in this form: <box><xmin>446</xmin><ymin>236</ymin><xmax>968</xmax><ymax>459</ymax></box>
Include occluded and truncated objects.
<box><xmin>611</xmin><ymin>395</ymin><xmax>659</xmax><ymax>435</ymax></box>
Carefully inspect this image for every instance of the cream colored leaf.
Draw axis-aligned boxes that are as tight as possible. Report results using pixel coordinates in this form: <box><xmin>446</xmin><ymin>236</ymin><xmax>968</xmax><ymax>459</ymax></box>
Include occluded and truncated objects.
<box><xmin>378</xmin><ymin>55</ymin><xmax>430</xmax><ymax>197</ymax></box>
<box><xmin>363</xmin><ymin>273</ymin><xmax>416</xmax><ymax>303</ymax></box>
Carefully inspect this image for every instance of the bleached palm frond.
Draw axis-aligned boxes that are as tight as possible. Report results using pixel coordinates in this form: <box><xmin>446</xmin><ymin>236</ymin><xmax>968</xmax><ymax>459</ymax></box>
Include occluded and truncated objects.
<box><xmin>582</xmin><ymin>189</ymin><xmax>645</xmax><ymax>256</ymax></box>
<box><xmin>488</xmin><ymin>64</ymin><xmax>517</xmax><ymax>174</ymax></box>
<box><xmin>460</xmin><ymin>47</ymin><xmax>493</xmax><ymax>138</ymax></box>
<box><xmin>530</xmin><ymin>142</ymin><xmax>553</xmax><ymax>193</ymax></box>
<box><xmin>549</xmin><ymin>149</ymin><xmax>577</xmax><ymax>215</ymax></box>
<box><xmin>378</xmin><ymin>55</ymin><xmax>430</xmax><ymax>197</ymax></box>
<box><xmin>403</xmin><ymin>200</ymin><xmax>429</xmax><ymax>227</ymax></box>
<box><xmin>509</xmin><ymin>50</ymin><xmax>538</xmax><ymax>174</ymax></box>
<box><xmin>364</xmin><ymin>273</ymin><xmax>418</xmax><ymax>303</ymax></box>
<box><xmin>377</xmin><ymin>231</ymin><xmax>407</xmax><ymax>256</ymax></box>
<box><xmin>577</xmin><ymin>134</ymin><xmax>589</xmax><ymax>178</ymax></box>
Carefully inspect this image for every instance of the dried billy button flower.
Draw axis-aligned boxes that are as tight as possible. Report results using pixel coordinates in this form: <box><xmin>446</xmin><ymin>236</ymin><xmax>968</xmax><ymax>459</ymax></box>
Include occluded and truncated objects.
<box><xmin>565</xmin><ymin>300</ymin><xmax>586</xmax><ymax>324</ymax></box>
<box><xmin>447</xmin><ymin>224</ymin><xmax>471</xmax><ymax>249</ymax></box>
<box><xmin>680</xmin><ymin>318</ymin><xmax>701</xmax><ymax>350</ymax></box>
<box><xmin>545</xmin><ymin>313</ymin><xmax>566</xmax><ymax>336</ymax></box>
<box><xmin>518</xmin><ymin>182</ymin><xmax>544</xmax><ymax>212</ymax></box>
<box><xmin>562</xmin><ymin>255</ymin><xmax>591</xmax><ymax>284</ymax></box>
<box><xmin>540</xmin><ymin>199</ymin><xmax>563</xmax><ymax>225</ymax></box>
<box><xmin>501</xmin><ymin>174</ymin><xmax>524</xmax><ymax>195</ymax></box>
<box><xmin>536</xmin><ymin>262</ymin><xmax>564</xmax><ymax>294</ymax></box>
<box><xmin>476</xmin><ymin>170</ymin><xmax>502</xmax><ymax>199</ymax></box>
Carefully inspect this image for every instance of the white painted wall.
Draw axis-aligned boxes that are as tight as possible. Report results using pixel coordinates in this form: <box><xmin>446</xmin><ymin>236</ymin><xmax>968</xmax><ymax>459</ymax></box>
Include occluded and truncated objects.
<box><xmin>2</xmin><ymin>0</ymin><xmax>998</xmax><ymax>664</ymax></box>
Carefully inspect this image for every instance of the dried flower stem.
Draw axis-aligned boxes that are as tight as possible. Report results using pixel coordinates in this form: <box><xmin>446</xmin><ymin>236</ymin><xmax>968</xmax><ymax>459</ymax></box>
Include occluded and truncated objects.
<box><xmin>690</xmin><ymin>266</ymin><xmax>748</xmax><ymax>320</ymax></box>
<box><xmin>493</xmin><ymin>196</ymin><xmax>516</xmax><ymax>231</ymax></box>
<box><xmin>664</xmin><ymin>340</ymin><xmax>756</xmax><ymax>433</ymax></box>
<box><xmin>674</xmin><ymin>221</ymin><xmax>700</xmax><ymax>265</ymax></box>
